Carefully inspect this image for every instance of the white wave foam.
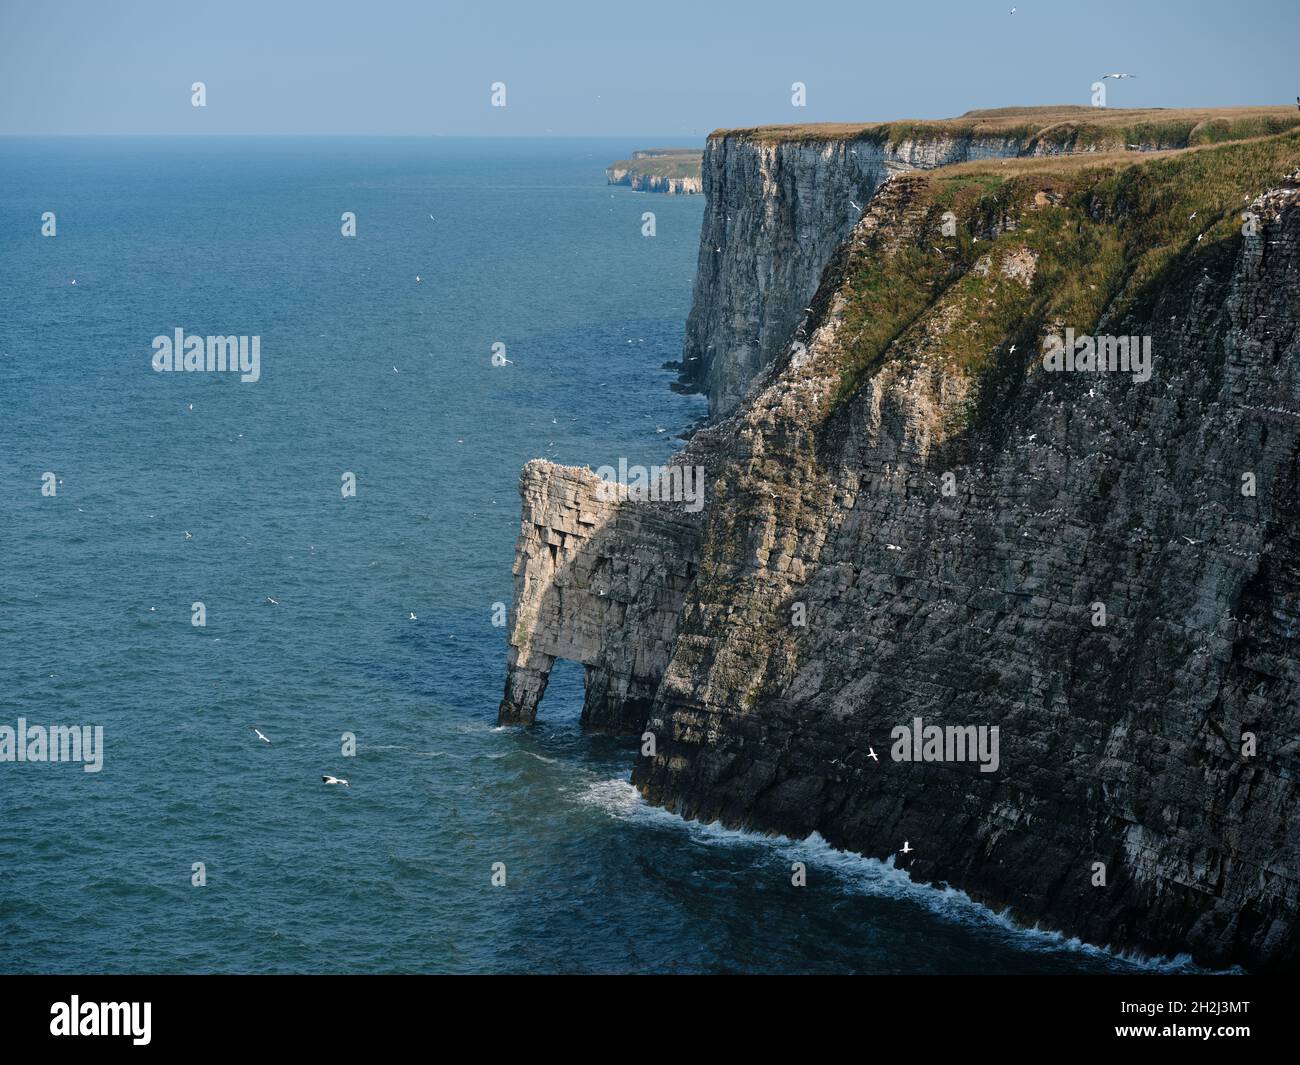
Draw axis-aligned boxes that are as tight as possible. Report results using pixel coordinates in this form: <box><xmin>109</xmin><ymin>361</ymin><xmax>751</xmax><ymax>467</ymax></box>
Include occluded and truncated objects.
<box><xmin>574</xmin><ymin>777</ymin><xmax>644</xmax><ymax>817</ymax></box>
<box><xmin>574</xmin><ymin>777</ymin><xmax>1235</xmax><ymax>974</ymax></box>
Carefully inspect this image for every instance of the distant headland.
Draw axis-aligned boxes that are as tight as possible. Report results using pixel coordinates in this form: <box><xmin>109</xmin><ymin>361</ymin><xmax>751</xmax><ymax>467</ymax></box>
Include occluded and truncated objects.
<box><xmin>606</xmin><ymin>147</ymin><xmax>703</xmax><ymax>194</ymax></box>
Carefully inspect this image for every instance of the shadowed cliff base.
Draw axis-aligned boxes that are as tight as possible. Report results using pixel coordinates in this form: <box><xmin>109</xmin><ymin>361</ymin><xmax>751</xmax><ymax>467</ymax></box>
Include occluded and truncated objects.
<box><xmin>504</xmin><ymin>128</ymin><xmax>1300</xmax><ymax>970</ymax></box>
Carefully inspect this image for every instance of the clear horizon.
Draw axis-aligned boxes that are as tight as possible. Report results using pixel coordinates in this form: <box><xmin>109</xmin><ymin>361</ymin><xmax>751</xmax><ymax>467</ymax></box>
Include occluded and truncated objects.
<box><xmin>2</xmin><ymin>0</ymin><xmax>1296</xmax><ymax>137</ymax></box>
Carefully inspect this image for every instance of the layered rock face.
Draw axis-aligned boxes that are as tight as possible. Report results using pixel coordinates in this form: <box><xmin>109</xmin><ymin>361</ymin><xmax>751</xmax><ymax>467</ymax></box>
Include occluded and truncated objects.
<box><xmin>679</xmin><ymin>132</ymin><xmax>1020</xmax><ymax>413</ymax></box>
<box><xmin>681</xmin><ymin>107</ymin><xmax>1300</xmax><ymax>416</ymax></box>
<box><xmin>501</xmin><ymin>116</ymin><xmax>1300</xmax><ymax>970</ymax></box>
<box><xmin>606</xmin><ymin>166</ymin><xmax>704</xmax><ymax>196</ymax></box>
<box><xmin>636</xmin><ymin>165</ymin><xmax>1300</xmax><ymax>971</ymax></box>
<box><xmin>498</xmin><ymin>461</ymin><xmax>700</xmax><ymax>731</ymax></box>
<box><xmin>606</xmin><ymin>149</ymin><xmax>704</xmax><ymax>195</ymax></box>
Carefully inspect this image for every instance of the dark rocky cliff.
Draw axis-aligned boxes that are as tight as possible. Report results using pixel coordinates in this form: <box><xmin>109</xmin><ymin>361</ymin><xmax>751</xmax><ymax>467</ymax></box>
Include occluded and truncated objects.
<box><xmin>501</xmin><ymin>116</ymin><xmax>1300</xmax><ymax>971</ymax></box>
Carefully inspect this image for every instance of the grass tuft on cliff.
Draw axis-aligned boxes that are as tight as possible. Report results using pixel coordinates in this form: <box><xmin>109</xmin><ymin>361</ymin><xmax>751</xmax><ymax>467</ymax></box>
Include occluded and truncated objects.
<box><xmin>715</xmin><ymin>106</ymin><xmax>1300</xmax><ymax>153</ymax></box>
<box><xmin>824</xmin><ymin>127</ymin><xmax>1300</xmax><ymax>429</ymax></box>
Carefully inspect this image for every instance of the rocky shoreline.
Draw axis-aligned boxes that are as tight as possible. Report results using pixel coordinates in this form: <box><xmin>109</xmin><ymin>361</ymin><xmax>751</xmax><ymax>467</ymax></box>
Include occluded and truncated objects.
<box><xmin>506</xmin><ymin>107</ymin><xmax>1300</xmax><ymax>971</ymax></box>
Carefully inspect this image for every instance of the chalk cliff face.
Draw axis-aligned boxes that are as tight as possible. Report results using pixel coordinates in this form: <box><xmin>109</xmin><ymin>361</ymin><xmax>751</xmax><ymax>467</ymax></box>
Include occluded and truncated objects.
<box><xmin>606</xmin><ymin>165</ymin><xmax>704</xmax><ymax>196</ymax></box>
<box><xmin>679</xmin><ymin>133</ymin><xmax>1017</xmax><ymax>413</ymax></box>
<box><xmin>681</xmin><ymin>108</ymin><xmax>1300</xmax><ymax>416</ymax></box>
<box><xmin>499</xmin><ymin>461</ymin><xmax>700</xmax><ymax>732</ymax></box>
<box><xmin>606</xmin><ymin>149</ymin><xmax>704</xmax><ymax>195</ymax></box>
<box><xmin>500</xmin><ymin>113</ymin><xmax>1300</xmax><ymax>971</ymax></box>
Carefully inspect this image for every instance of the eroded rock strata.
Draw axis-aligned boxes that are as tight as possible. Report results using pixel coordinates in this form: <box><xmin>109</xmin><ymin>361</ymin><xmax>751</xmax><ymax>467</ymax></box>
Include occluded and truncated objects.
<box><xmin>606</xmin><ymin>148</ymin><xmax>704</xmax><ymax>195</ymax></box>
<box><xmin>683</xmin><ymin>106</ymin><xmax>1300</xmax><ymax>415</ymax></box>
<box><xmin>499</xmin><ymin>461</ymin><xmax>700</xmax><ymax>732</ymax></box>
<box><xmin>500</xmin><ymin>114</ymin><xmax>1300</xmax><ymax>971</ymax></box>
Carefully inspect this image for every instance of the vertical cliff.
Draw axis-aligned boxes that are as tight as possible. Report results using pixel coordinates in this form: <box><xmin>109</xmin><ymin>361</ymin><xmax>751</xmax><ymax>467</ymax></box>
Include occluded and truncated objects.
<box><xmin>500</xmin><ymin>112</ymin><xmax>1300</xmax><ymax>970</ymax></box>
<box><xmin>681</xmin><ymin>107</ymin><xmax>1300</xmax><ymax>416</ymax></box>
<box><xmin>498</xmin><ymin>462</ymin><xmax>700</xmax><ymax>732</ymax></box>
<box><xmin>640</xmin><ymin>136</ymin><xmax>1300</xmax><ymax>971</ymax></box>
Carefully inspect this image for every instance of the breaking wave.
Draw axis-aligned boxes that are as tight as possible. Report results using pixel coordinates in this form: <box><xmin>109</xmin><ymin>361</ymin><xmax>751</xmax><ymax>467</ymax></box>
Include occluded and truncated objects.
<box><xmin>574</xmin><ymin>777</ymin><xmax>1236</xmax><ymax>974</ymax></box>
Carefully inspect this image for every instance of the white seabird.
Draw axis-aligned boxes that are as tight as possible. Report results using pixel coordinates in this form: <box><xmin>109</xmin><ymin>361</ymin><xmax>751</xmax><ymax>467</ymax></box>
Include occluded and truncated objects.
<box><xmin>408</xmin><ymin>612</ymin><xmax>417</xmax><ymax>620</ymax></box>
<box><xmin>265</xmin><ymin>596</ymin><xmax>279</xmax><ymax>605</ymax></box>
<box><xmin>867</xmin><ymin>747</ymin><xmax>879</xmax><ymax>762</ymax></box>
<box><xmin>322</xmin><ymin>775</ymin><xmax>350</xmax><ymax>787</ymax></box>
<box><xmin>1100</xmin><ymin>72</ymin><xmax>1137</xmax><ymax>80</ymax></box>
<box><xmin>253</xmin><ymin>728</ymin><xmax>270</xmax><ymax>744</ymax></box>
<box><xmin>900</xmin><ymin>841</ymin><xmax>913</xmax><ymax>855</ymax></box>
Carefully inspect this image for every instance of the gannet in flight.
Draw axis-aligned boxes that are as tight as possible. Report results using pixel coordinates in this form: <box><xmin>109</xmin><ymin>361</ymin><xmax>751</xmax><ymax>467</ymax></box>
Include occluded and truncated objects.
<box><xmin>184</xmin><ymin>531</ymin><xmax>193</xmax><ymax>539</ymax></box>
<box><xmin>253</xmin><ymin>728</ymin><xmax>270</xmax><ymax>744</ymax></box>
<box><xmin>867</xmin><ymin>747</ymin><xmax>879</xmax><ymax>762</ymax></box>
<box><xmin>901</xmin><ymin>841</ymin><xmax>913</xmax><ymax>855</ymax></box>
<box><xmin>408</xmin><ymin>612</ymin><xmax>417</xmax><ymax>620</ymax></box>
<box><xmin>1100</xmin><ymin>72</ymin><xmax>1137</xmax><ymax>80</ymax></box>
<box><xmin>322</xmin><ymin>775</ymin><xmax>350</xmax><ymax>787</ymax></box>
<box><xmin>265</xmin><ymin>596</ymin><xmax>279</xmax><ymax>605</ymax></box>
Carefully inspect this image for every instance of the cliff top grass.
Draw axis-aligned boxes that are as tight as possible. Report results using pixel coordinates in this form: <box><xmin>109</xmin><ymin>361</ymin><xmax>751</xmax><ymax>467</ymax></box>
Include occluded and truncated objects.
<box><xmin>825</xmin><ymin>125</ymin><xmax>1300</xmax><ymax>424</ymax></box>
<box><xmin>608</xmin><ymin>152</ymin><xmax>703</xmax><ymax>179</ymax></box>
<box><xmin>631</xmin><ymin>147</ymin><xmax>701</xmax><ymax>158</ymax></box>
<box><xmin>714</xmin><ymin>105</ymin><xmax>1300</xmax><ymax>152</ymax></box>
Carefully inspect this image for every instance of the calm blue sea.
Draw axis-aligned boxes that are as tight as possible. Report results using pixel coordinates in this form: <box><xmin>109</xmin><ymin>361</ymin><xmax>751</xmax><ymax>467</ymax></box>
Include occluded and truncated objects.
<box><xmin>0</xmin><ymin>137</ymin><xmax>1193</xmax><ymax>973</ymax></box>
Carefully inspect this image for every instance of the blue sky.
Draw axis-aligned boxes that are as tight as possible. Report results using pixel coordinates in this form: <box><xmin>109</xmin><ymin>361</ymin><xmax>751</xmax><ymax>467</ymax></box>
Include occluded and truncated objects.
<box><xmin>1</xmin><ymin>0</ymin><xmax>1296</xmax><ymax>136</ymax></box>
